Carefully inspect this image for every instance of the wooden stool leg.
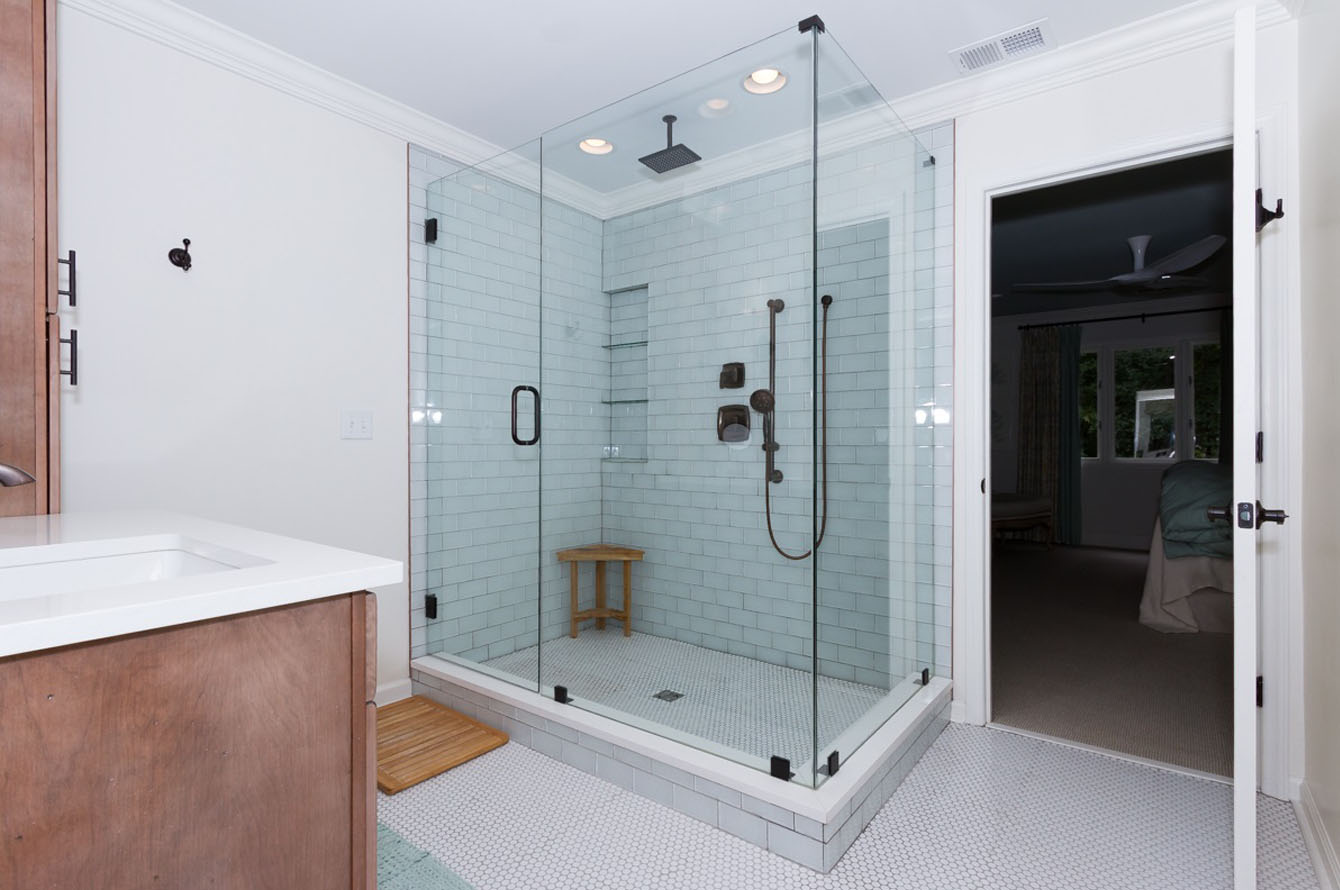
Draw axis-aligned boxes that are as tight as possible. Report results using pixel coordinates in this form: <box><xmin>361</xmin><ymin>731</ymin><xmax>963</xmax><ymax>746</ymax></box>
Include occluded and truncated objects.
<box><xmin>622</xmin><ymin>561</ymin><xmax>632</xmax><ymax>637</ymax></box>
<box><xmin>595</xmin><ymin>561</ymin><xmax>607</xmax><ymax>630</ymax></box>
<box><xmin>569</xmin><ymin>562</ymin><xmax>579</xmax><ymax>638</ymax></box>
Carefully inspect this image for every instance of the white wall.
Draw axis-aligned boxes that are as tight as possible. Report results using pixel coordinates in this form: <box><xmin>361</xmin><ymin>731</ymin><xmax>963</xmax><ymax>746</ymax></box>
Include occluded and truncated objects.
<box><xmin>56</xmin><ymin>7</ymin><xmax>411</xmax><ymax>701</ymax></box>
<box><xmin>1298</xmin><ymin>0</ymin><xmax>1340</xmax><ymax>882</ymax></box>
<box><xmin>952</xmin><ymin>18</ymin><xmax>1301</xmax><ymax>735</ymax></box>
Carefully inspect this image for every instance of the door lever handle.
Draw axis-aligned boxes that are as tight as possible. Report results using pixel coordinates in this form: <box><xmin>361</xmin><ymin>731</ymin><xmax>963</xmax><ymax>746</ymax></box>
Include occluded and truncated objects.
<box><xmin>1255</xmin><ymin>502</ymin><xmax>1288</xmax><ymax>528</ymax></box>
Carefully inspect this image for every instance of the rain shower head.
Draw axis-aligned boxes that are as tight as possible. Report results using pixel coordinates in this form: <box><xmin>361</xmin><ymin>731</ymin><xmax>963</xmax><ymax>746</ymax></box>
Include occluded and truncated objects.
<box><xmin>639</xmin><ymin>115</ymin><xmax>701</xmax><ymax>174</ymax></box>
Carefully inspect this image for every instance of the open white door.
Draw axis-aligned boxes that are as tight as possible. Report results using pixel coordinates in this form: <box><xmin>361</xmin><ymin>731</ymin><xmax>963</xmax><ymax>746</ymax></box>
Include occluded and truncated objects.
<box><xmin>1230</xmin><ymin>7</ymin><xmax>1288</xmax><ymax>888</ymax></box>
<box><xmin>1230</xmin><ymin>8</ymin><xmax>1256</xmax><ymax>888</ymax></box>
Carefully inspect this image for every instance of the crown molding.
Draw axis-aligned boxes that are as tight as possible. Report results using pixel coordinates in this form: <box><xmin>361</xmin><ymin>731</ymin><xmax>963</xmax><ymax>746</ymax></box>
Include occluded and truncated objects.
<box><xmin>60</xmin><ymin>0</ymin><xmax>503</xmax><ymax>165</ymax></box>
<box><xmin>891</xmin><ymin>0</ymin><xmax>1291</xmax><ymax>131</ymax></box>
<box><xmin>63</xmin><ymin>0</ymin><xmax>1293</xmax><ymax>222</ymax></box>
<box><xmin>60</xmin><ymin>0</ymin><xmax>616</xmax><ymax>217</ymax></box>
<box><xmin>1275</xmin><ymin>0</ymin><xmax>1307</xmax><ymax>18</ymax></box>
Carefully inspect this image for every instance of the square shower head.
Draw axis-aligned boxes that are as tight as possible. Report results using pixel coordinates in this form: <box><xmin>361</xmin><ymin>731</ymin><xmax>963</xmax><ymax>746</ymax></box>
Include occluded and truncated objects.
<box><xmin>638</xmin><ymin>143</ymin><xmax>701</xmax><ymax>174</ymax></box>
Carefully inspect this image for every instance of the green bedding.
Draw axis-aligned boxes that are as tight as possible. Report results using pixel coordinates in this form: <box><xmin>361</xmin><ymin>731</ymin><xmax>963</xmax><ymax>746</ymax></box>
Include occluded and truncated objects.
<box><xmin>1160</xmin><ymin>461</ymin><xmax>1234</xmax><ymax>559</ymax></box>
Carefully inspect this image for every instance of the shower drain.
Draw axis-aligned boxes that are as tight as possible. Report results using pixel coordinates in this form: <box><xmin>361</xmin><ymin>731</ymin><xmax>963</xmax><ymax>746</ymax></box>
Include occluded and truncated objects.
<box><xmin>652</xmin><ymin>690</ymin><xmax>684</xmax><ymax>702</ymax></box>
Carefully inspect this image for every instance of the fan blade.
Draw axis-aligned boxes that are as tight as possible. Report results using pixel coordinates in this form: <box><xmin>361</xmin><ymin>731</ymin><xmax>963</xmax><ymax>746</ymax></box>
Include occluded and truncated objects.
<box><xmin>1148</xmin><ymin>234</ymin><xmax>1227</xmax><ymax>274</ymax></box>
<box><xmin>1010</xmin><ymin>279</ymin><xmax>1115</xmax><ymax>293</ymax></box>
<box><xmin>1140</xmin><ymin>274</ymin><xmax>1210</xmax><ymax>290</ymax></box>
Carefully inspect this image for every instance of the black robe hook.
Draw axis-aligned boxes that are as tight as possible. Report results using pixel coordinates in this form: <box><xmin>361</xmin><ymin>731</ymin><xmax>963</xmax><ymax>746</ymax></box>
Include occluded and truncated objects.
<box><xmin>168</xmin><ymin>238</ymin><xmax>192</xmax><ymax>271</ymax></box>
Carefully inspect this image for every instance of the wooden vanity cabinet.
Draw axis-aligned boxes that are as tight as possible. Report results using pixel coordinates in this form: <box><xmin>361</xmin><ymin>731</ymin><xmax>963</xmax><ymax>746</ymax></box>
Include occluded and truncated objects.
<box><xmin>0</xmin><ymin>591</ymin><xmax>377</xmax><ymax>890</ymax></box>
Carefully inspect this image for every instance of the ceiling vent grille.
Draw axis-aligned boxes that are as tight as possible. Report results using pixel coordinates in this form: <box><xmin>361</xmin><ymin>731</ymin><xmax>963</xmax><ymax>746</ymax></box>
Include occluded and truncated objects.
<box><xmin>950</xmin><ymin>19</ymin><xmax>1055</xmax><ymax>74</ymax></box>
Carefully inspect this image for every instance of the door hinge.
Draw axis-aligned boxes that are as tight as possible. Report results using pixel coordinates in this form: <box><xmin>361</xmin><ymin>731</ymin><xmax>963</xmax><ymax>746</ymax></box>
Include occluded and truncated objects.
<box><xmin>424</xmin><ymin>593</ymin><xmax>437</xmax><ymax>619</ymax></box>
<box><xmin>1256</xmin><ymin>431</ymin><xmax>1264</xmax><ymax>464</ymax></box>
<box><xmin>1257</xmin><ymin>676</ymin><xmax>1263</xmax><ymax>708</ymax></box>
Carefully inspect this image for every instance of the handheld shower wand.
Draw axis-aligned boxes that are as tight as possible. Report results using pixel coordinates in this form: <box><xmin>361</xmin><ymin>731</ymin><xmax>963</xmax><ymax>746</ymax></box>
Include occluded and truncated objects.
<box><xmin>752</xmin><ymin>295</ymin><xmax>833</xmax><ymax>561</ymax></box>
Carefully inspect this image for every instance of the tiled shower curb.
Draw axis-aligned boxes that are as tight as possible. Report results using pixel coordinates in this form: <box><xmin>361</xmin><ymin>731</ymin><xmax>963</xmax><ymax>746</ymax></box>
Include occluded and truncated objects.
<box><xmin>410</xmin><ymin>657</ymin><xmax>950</xmax><ymax>872</ymax></box>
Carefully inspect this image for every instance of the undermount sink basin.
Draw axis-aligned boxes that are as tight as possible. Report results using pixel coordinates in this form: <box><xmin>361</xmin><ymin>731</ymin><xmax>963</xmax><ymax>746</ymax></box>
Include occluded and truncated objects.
<box><xmin>0</xmin><ymin>534</ymin><xmax>272</xmax><ymax>601</ymax></box>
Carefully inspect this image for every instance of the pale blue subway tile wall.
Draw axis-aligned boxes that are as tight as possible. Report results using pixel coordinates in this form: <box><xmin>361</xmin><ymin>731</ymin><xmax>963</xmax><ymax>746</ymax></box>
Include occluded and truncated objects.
<box><xmin>596</xmin><ymin>125</ymin><xmax>953</xmax><ymax>687</ymax></box>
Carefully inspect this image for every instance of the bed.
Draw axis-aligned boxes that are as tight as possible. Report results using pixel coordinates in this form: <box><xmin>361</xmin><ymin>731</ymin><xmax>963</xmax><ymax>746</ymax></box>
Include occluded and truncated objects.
<box><xmin>1138</xmin><ymin>462</ymin><xmax>1234</xmax><ymax>633</ymax></box>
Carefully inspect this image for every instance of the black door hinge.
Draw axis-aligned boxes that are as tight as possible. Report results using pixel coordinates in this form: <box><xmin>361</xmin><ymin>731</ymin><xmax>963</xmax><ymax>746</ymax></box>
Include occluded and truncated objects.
<box><xmin>1257</xmin><ymin>676</ymin><xmax>1263</xmax><ymax>708</ymax></box>
<box><xmin>424</xmin><ymin>593</ymin><xmax>437</xmax><ymax>619</ymax></box>
<box><xmin>1257</xmin><ymin>431</ymin><xmax>1264</xmax><ymax>463</ymax></box>
<box><xmin>425</xmin><ymin>217</ymin><xmax>438</xmax><ymax>243</ymax></box>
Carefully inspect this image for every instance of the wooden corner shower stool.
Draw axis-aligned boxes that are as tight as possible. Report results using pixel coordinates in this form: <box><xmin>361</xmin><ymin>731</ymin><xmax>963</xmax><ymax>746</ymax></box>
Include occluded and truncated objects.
<box><xmin>557</xmin><ymin>544</ymin><xmax>643</xmax><ymax>638</ymax></box>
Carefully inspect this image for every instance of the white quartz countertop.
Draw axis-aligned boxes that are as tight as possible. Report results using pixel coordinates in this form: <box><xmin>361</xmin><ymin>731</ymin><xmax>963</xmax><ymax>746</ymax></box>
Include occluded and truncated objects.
<box><xmin>0</xmin><ymin>511</ymin><xmax>403</xmax><ymax>658</ymax></box>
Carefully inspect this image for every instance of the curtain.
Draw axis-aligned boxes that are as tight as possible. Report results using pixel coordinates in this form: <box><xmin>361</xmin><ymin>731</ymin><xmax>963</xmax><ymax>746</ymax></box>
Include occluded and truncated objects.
<box><xmin>1219</xmin><ymin>309</ymin><xmax>1233</xmax><ymax>464</ymax></box>
<box><xmin>1056</xmin><ymin>325</ymin><xmax>1083</xmax><ymax>545</ymax></box>
<box><xmin>1017</xmin><ymin>327</ymin><xmax>1061</xmax><ymax>544</ymax></box>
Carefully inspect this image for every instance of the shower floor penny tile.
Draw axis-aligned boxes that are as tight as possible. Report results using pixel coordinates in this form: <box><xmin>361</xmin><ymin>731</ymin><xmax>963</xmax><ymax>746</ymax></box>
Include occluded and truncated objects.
<box><xmin>482</xmin><ymin>631</ymin><xmax>890</xmax><ymax>768</ymax></box>
<box><xmin>378</xmin><ymin>723</ymin><xmax>1321</xmax><ymax>890</ymax></box>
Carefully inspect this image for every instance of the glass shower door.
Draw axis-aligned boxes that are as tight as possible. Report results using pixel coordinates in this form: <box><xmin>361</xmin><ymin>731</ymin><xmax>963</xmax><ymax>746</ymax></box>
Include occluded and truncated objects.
<box><xmin>419</xmin><ymin>143</ymin><xmax>544</xmax><ymax>692</ymax></box>
<box><xmin>533</xmin><ymin>25</ymin><xmax>820</xmax><ymax>781</ymax></box>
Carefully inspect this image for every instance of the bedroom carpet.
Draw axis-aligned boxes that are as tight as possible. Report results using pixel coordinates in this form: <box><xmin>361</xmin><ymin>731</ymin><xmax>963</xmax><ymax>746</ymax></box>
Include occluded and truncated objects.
<box><xmin>991</xmin><ymin>545</ymin><xmax>1232</xmax><ymax>776</ymax></box>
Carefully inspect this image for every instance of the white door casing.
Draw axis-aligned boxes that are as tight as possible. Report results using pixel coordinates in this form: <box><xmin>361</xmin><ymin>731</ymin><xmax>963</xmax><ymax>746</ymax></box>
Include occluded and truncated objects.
<box><xmin>951</xmin><ymin>7</ymin><xmax>1303</xmax><ymax>812</ymax></box>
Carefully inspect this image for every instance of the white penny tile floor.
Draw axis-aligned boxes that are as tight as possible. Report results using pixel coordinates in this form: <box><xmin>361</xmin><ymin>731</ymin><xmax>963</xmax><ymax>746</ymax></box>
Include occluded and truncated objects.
<box><xmin>483</xmin><ymin>631</ymin><xmax>889</xmax><ymax>767</ymax></box>
<box><xmin>378</xmin><ymin>723</ymin><xmax>1321</xmax><ymax>890</ymax></box>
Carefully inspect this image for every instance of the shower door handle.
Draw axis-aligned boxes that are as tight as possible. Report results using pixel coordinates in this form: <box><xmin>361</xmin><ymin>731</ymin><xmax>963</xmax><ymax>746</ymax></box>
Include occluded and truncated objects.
<box><xmin>511</xmin><ymin>385</ymin><xmax>539</xmax><ymax>446</ymax></box>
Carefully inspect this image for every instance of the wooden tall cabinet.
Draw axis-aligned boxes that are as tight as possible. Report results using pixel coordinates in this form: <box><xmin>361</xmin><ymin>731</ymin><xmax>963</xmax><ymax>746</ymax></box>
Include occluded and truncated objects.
<box><xmin>0</xmin><ymin>0</ymin><xmax>59</xmax><ymax>517</ymax></box>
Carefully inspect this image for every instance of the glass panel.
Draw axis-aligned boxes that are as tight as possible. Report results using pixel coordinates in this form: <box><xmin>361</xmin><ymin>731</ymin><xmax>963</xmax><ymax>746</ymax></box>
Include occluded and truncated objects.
<box><xmin>536</xmin><ymin>25</ymin><xmax>817</xmax><ymax>782</ymax></box>
<box><xmin>1192</xmin><ymin>342</ymin><xmax>1223</xmax><ymax>460</ymax></box>
<box><xmin>419</xmin><ymin>141</ymin><xmax>543</xmax><ymax>692</ymax></box>
<box><xmin>1079</xmin><ymin>351</ymin><xmax>1099</xmax><ymax>458</ymax></box>
<box><xmin>812</xmin><ymin>29</ymin><xmax>941</xmax><ymax>786</ymax></box>
<box><xmin>1114</xmin><ymin>345</ymin><xmax>1178</xmax><ymax>459</ymax></box>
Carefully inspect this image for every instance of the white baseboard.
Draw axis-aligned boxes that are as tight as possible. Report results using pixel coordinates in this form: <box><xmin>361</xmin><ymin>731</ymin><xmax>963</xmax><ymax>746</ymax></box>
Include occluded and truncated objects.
<box><xmin>1297</xmin><ymin>782</ymin><xmax>1340</xmax><ymax>890</ymax></box>
<box><xmin>950</xmin><ymin>699</ymin><xmax>969</xmax><ymax>724</ymax></box>
<box><xmin>375</xmin><ymin>678</ymin><xmax>412</xmax><ymax>706</ymax></box>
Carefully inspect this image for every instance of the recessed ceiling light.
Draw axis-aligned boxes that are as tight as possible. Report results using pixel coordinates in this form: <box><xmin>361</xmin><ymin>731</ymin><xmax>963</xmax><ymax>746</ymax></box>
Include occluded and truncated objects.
<box><xmin>698</xmin><ymin>97</ymin><xmax>732</xmax><ymax>118</ymax></box>
<box><xmin>743</xmin><ymin>67</ymin><xmax>786</xmax><ymax>94</ymax></box>
<box><xmin>579</xmin><ymin>138</ymin><xmax>613</xmax><ymax>155</ymax></box>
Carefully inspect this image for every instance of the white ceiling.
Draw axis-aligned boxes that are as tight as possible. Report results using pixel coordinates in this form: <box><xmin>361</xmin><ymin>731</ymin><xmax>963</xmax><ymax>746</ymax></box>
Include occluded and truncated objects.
<box><xmin>170</xmin><ymin>0</ymin><xmax>1198</xmax><ymax>152</ymax></box>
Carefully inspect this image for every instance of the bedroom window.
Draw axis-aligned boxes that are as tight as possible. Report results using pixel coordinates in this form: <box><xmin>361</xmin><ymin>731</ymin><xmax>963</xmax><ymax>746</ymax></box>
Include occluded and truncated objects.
<box><xmin>1192</xmin><ymin>342</ymin><xmax>1223</xmax><ymax>460</ymax></box>
<box><xmin>1081</xmin><ymin>337</ymin><xmax>1222</xmax><ymax>464</ymax></box>
<box><xmin>1079</xmin><ymin>351</ymin><xmax>1099</xmax><ymax>458</ymax></box>
<box><xmin>1113</xmin><ymin>346</ymin><xmax>1178</xmax><ymax>459</ymax></box>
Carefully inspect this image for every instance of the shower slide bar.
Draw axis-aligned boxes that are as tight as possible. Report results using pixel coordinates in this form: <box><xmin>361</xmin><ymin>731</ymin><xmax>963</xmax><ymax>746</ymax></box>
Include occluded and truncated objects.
<box><xmin>752</xmin><ymin>295</ymin><xmax>832</xmax><ymax>561</ymax></box>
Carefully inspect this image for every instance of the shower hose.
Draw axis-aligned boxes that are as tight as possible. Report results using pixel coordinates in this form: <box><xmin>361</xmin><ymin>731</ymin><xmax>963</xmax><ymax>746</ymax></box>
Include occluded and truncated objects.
<box><xmin>765</xmin><ymin>295</ymin><xmax>831</xmax><ymax>561</ymax></box>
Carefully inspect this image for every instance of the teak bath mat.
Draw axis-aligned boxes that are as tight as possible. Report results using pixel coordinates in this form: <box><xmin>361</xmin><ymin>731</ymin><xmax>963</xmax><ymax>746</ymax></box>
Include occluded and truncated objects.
<box><xmin>376</xmin><ymin>695</ymin><xmax>508</xmax><ymax>794</ymax></box>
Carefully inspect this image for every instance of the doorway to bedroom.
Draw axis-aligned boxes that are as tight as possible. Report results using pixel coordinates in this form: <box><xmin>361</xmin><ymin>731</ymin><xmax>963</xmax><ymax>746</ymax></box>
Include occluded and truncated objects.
<box><xmin>987</xmin><ymin>149</ymin><xmax>1235</xmax><ymax>776</ymax></box>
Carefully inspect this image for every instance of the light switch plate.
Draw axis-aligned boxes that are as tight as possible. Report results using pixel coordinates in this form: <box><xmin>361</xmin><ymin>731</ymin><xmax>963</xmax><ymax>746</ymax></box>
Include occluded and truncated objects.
<box><xmin>340</xmin><ymin>409</ymin><xmax>373</xmax><ymax>440</ymax></box>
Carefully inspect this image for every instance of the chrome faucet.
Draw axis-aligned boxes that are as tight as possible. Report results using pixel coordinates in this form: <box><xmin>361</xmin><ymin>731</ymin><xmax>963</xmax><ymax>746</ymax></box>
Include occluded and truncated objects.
<box><xmin>0</xmin><ymin>462</ymin><xmax>37</xmax><ymax>487</ymax></box>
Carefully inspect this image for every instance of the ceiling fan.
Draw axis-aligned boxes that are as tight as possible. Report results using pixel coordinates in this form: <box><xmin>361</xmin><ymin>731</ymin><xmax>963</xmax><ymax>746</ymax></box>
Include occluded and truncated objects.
<box><xmin>1011</xmin><ymin>234</ymin><xmax>1227</xmax><ymax>294</ymax></box>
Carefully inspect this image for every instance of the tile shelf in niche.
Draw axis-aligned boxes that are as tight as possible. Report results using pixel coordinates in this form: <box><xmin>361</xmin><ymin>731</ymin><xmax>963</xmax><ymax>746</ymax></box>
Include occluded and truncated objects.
<box><xmin>603</xmin><ymin>340</ymin><xmax>649</xmax><ymax>350</ymax></box>
<box><xmin>602</xmin><ymin>398</ymin><xmax>649</xmax><ymax>405</ymax></box>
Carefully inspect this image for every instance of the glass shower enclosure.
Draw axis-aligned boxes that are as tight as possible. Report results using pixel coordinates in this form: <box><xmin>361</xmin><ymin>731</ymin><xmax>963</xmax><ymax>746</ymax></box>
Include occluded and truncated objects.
<box><xmin>415</xmin><ymin>17</ymin><xmax>943</xmax><ymax>788</ymax></box>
